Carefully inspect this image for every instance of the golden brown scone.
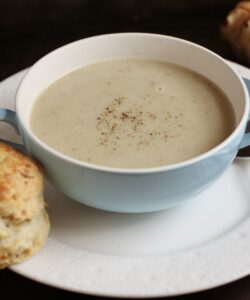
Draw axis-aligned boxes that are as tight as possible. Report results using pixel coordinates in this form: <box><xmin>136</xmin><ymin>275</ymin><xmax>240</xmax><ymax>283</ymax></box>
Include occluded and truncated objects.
<box><xmin>0</xmin><ymin>209</ymin><xmax>50</xmax><ymax>269</ymax></box>
<box><xmin>0</xmin><ymin>143</ymin><xmax>45</xmax><ymax>223</ymax></box>
<box><xmin>0</xmin><ymin>143</ymin><xmax>50</xmax><ymax>268</ymax></box>
<box><xmin>221</xmin><ymin>1</ymin><xmax>250</xmax><ymax>65</ymax></box>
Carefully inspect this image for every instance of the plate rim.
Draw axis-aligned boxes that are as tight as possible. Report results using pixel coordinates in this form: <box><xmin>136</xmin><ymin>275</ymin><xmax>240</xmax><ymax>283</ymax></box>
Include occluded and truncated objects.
<box><xmin>0</xmin><ymin>61</ymin><xmax>249</xmax><ymax>297</ymax></box>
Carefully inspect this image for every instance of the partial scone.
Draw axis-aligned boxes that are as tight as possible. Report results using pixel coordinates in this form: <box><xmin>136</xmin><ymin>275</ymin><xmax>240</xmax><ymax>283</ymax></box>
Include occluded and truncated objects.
<box><xmin>0</xmin><ymin>209</ymin><xmax>50</xmax><ymax>269</ymax></box>
<box><xmin>221</xmin><ymin>1</ymin><xmax>250</xmax><ymax>65</ymax></box>
<box><xmin>0</xmin><ymin>143</ymin><xmax>50</xmax><ymax>268</ymax></box>
<box><xmin>0</xmin><ymin>143</ymin><xmax>44</xmax><ymax>223</ymax></box>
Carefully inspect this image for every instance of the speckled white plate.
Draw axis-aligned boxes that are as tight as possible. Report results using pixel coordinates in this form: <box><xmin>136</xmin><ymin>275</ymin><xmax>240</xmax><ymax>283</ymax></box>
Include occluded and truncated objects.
<box><xmin>1</xmin><ymin>62</ymin><xmax>250</xmax><ymax>298</ymax></box>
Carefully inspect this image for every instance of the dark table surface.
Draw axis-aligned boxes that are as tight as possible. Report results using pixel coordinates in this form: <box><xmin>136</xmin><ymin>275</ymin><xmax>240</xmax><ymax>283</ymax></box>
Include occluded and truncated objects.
<box><xmin>1</xmin><ymin>1</ymin><xmax>250</xmax><ymax>299</ymax></box>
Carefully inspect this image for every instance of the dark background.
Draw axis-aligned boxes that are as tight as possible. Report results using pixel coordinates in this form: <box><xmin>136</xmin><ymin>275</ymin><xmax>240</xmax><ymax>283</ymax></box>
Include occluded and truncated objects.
<box><xmin>1</xmin><ymin>0</ymin><xmax>250</xmax><ymax>299</ymax></box>
<box><xmin>0</xmin><ymin>0</ymin><xmax>245</xmax><ymax>82</ymax></box>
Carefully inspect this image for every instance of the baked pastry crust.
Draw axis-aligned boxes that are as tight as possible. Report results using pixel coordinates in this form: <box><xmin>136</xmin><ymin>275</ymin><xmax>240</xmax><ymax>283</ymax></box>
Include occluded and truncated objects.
<box><xmin>0</xmin><ymin>143</ymin><xmax>44</xmax><ymax>223</ymax></box>
<box><xmin>221</xmin><ymin>1</ymin><xmax>250</xmax><ymax>65</ymax></box>
<box><xmin>0</xmin><ymin>143</ymin><xmax>50</xmax><ymax>268</ymax></box>
<box><xmin>0</xmin><ymin>209</ymin><xmax>50</xmax><ymax>269</ymax></box>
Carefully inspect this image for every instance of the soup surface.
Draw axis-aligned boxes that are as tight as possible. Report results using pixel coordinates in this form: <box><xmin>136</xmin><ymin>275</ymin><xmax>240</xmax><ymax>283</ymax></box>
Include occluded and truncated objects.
<box><xmin>30</xmin><ymin>59</ymin><xmax>235</xmax><ymax>168</ymax></box>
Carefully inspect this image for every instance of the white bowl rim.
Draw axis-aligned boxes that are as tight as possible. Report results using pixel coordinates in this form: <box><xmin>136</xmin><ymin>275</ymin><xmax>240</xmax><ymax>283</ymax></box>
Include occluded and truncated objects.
<box><xmin>16</xmin><ymin>32</ymin><xmax>250</xmax><ymax>175</ymax></box>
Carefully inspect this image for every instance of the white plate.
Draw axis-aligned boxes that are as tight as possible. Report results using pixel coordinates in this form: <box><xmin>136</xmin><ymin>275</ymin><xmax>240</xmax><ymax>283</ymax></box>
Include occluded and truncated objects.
<box><xmin>1</xmin><ymin>62</ymin><xmax>250</xmax><ymax>298</ymax></box>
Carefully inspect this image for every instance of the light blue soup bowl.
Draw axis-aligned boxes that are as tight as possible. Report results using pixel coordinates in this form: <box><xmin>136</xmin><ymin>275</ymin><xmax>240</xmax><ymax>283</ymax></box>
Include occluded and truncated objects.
<box><xmin>1</xmin><ymin>33</ymin><xmax>250</xmax><ymax>213</ymax></box>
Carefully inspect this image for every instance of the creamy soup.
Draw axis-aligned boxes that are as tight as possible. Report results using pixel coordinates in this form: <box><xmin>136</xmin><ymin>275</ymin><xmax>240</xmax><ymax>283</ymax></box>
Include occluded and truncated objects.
<box><xmin>30</xmin><ymin>59</ymin><xmax>235</xmax><ymax>168</ymax></box>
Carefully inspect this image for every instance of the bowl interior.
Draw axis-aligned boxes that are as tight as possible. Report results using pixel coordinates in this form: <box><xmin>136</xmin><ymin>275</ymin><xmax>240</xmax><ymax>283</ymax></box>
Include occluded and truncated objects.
<box><xmin>17</xmin><ymin>33</ymin><xmax>247</xmax><ymax>139</ymax></box>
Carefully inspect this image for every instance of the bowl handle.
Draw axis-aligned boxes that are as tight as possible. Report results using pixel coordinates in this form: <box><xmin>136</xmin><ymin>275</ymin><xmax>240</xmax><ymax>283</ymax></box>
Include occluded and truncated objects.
<box><xmin>0</xmin><ymin>109</ymin><xmax>26</xmax><ymax>152</ymax></box>
<box><xmin>239</xmin><ymin>133</ymin><xmax>250</xmax><ymax>149</ymax></box>
<box><xmin>239</xmin><ymin>78</ymin><xmax>250</xmax><ymax>150</ymax></box>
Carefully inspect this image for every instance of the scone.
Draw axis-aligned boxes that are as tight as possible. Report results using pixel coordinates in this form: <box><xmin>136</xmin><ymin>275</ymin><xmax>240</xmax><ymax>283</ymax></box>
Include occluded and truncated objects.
<box><xmin>0</xmin><ymin>143</ymin><xmax>50</xmax><ymax>269</ymax></box>
<box><xmin>221</xmin><ymin>1</ymin><xmax>250</xmax><ymax>65</ymax></box>
<box><xmin>0</xmin><ymin>143</ymin><xmax>44</xmax><ymax>223</ymax></box>
<box><xmin>0</xmin><ymin>209</ymin><xmax>50</xmax><ymax>269</ymax></box>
